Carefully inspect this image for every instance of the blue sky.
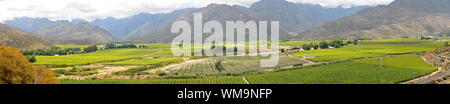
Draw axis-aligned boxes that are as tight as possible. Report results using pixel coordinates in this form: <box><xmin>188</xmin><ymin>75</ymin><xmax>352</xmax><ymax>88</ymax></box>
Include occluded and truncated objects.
<box><xmin>0</xmin><ymin>0</ymin><xmax>394</xmax><ymax>22</ymax></box>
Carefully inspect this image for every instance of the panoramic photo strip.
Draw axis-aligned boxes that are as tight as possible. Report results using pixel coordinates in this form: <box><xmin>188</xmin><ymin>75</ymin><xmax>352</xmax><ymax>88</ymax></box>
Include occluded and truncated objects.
<box><xmin>0</xmin><ymin>0</ymin><xmax>449</xmax><ymax>103</ymax></box>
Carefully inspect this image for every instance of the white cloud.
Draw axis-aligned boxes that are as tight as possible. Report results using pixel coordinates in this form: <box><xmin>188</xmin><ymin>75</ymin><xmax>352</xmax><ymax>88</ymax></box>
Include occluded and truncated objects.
<box><xmin>287</xmin><ymin>0</ymin><xmax>394</xmax><ymax>8</ymax></box>
<box><xmin>0</xmin><ymin>0</ymin><xmax>260</xmax><ymax>22</ymax></box>
<box><xmin>0</xmin><ymin>0</ymin><xmax>394</xmax><ymax>23</ymax></box>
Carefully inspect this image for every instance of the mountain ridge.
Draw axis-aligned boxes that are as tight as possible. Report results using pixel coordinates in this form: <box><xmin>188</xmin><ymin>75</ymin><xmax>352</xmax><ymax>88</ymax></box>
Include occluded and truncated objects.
<box><xmin>0</xmin><ymin>23</ymin><xmax>52</xmax><ymax>50</ymax></box>
<box><xmin>128</xmin><ymin>0</ymin><xmax>368</xmax><ymax>42</ymax></box>
<box><xmin>5</xmin><ymin>18</ymin><xmax>116</xmax><ymax>45</ymax></box>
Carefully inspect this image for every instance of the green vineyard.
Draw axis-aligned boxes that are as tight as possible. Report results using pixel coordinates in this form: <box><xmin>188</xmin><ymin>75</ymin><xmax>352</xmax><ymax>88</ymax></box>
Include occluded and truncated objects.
<box><xmin>165</xmin><ymin>56</ymin><xmax>305</xmax><ymax>74</ymax></box>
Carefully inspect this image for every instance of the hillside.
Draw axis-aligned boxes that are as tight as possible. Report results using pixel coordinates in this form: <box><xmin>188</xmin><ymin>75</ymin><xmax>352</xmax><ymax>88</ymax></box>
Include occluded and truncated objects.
<box><xmin>5</xmin><ymin>18</ymin><xmax>116</xmax><ymax>45</ymax></box>
<box><xmin>298</xmin><ymin>0</ymin><xmax>450</xmax><ymax>40</ymax></box>
<box><xmin>0</xmin><ymin>23</ymin><xmax>52</xmax><ymax>50</ymax></box>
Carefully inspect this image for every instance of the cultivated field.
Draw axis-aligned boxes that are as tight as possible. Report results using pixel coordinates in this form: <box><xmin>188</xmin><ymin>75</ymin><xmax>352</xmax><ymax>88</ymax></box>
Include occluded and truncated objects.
<box><xmin>246</xmin><ymin>55</ymin><xmax>436</xmax><ymax>84</ymax></box>
<box><xmin>292</xmin><ymin>43</ymin><xmax>445</xmax><ymax>62</ymax></box>
<box><xmin>360</xmin><ymin>38</ymin><xmax>434</xmax><ymax>44</ymax></box>
<box><xmin>35</xmin><ymin>44</ymin><xmax>169</xmax><ymax>65</ymax></box>
<box><xmin>163</xmin><ymin>56</ymin><xmax>305</xmax><ymax>74</ymax></box>
<box><xmin>102</xmin><ymin>57</ymin><xmax>183</xmax><ymax>65</ymax></box>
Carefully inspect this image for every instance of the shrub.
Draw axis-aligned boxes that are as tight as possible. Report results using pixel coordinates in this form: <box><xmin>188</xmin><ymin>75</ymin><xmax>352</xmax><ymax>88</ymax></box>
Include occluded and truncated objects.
<box><xmin>156</xmin><ymin>71</ymin><xmax>167</xmax><ymax>76</ymax></box>
<box><xmin>319</xmin><ymin>41</ymin><xmax>328</xmax><ymax>49</ymax></box>
<box><xmin>293</xmin><ymin>63</ymin><xmax>303</xmax><ymax>67</ymax></box>
<box><xmin>0</xmin><ymin>45</ymin><xmax>58</xmax><ymax>84</ymax></box>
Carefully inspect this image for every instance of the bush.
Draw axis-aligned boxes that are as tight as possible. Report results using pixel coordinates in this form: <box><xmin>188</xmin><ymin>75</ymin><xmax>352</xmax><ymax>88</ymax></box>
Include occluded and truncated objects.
<box><xmin>293</xmin><ymin>63</ymin><xmax>303</xmax><ymax>67</ymax></box>
<box><xmin>0</xmin><ymin>45</ymin><xmax>58</xmax><ymax>84</ymax></box>
<box><xmin>302</xmin><ymin>44</ymin><xmax>312</xmax><ymax>50</ymax></box>
<box><xmin>84</xmin><ymin>45</ymin><xmax>97</xmax><ymax>53</ymax></box>
<box><xmin>156</xmin><ymin>71</ymin><xmax>167</xmax><ymax>76</ymax></box>
<box><xmin>215</xmin><ymin>61</ymin><xmax>225</xmax><ymax>72</ymax></box>
<box><xmin>25</xmin><ymin>55</ymin><xmax>37</xmax><ymax>63</ymax></box>
<box><xmin>319</xmin><ymin>41</ymin><xmax>328</xmax><ymax>49</ymax></box>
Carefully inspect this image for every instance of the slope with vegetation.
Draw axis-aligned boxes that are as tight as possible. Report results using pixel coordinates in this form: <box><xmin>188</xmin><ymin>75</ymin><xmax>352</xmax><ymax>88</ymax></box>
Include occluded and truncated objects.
<box><xmin>0</xmin><ymin>23</ymin><xmax>52</xmax><ymax>50</ymax></box>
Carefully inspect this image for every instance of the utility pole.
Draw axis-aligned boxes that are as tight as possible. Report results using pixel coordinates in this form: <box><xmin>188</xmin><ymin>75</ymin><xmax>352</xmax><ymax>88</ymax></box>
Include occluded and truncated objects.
<box><xmin>378</xmin><ymin>57</ymin><xmax>384</xmax><ymax>68</ymax></box>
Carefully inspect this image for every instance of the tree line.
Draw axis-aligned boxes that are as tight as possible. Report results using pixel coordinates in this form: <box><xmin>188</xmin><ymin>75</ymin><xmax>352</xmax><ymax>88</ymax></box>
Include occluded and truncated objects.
<box><xmin>299</xmin><ymin>40</ymin><xmax>358</xmax><ymax>51</ymax></box>
<box><xmin>105</xmin><ymin>43</ymin><xmax>147</xmax><ymax>49</ymax></box>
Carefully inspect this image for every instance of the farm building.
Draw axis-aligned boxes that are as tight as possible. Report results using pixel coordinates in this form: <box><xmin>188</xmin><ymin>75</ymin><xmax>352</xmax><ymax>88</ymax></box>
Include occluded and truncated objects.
<box><xmin>303</xmin><ymin>55</ymin><xmax>316</xmax><ymax>59</ymax></box>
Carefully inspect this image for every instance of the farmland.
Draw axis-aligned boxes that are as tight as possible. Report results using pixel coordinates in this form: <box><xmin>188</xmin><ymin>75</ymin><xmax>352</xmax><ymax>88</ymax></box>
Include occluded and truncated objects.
<box><xmin>55</xmin><ymin>44</ymin><xmax>90</xmax><ymax>49</ymax></box>
<box><xmin>246</xmin><ymin>55</ymin><xmax>436</xmax><ymax>84</ymax></box>
<box><xmin>360</xmin><ymin>38</ymin><xmax>434</xmax><ymax>44</ymax></box>
<box><xmin>280</xmin><ymin>41</ymin><xmax>320</xmax><ymax>46</ymax></box>
<box><xmin>102</xmin><ymin>57</ymin><xmax>183</xmax><ymax>65</ymax></box>
<box><xmin>292</xmin><ymin>43</ymin><xmax>445</xmax><ymax>62</ymax></box>
<box><xmin>164</xmin><ymin>56</ymin><xmax>305</xmax><ymax>74</ymax></box>
<box><xmin>35</xmin><ymin>45</ymin><xmax>164</xmax><ymax>65</ymax></box>
<box><xmin>57</xmin><ymin>54</ymin><xmax>437</xmax><ymax>84</ymax></box>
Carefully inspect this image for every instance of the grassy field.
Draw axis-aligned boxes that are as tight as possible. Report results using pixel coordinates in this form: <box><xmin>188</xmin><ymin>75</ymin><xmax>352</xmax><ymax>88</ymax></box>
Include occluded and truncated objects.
<box><xmin>280</xmin><ymin>41</ymin><xmax>320</xmax><ymax>46</ymax></box>
<box><xmin>150</xmin><ymin>50</ymin><xmax>174</xmax><ymax>57</ymax></box>
<box><xmin>59</xmin><ymin>77</ymin><xmax>246</xmax><ymax>84</ymax></box>
<box><xmin>55</xmin><ymin>44</ymin><xmax>90</xmax><ymax>49</ymax></box>
<box><xmin>102</xmin><ymin>57</ymin><xmax>183</xmax><ymax>65</ymax></box>
<box><xmin>360</xmin><ymin>38</ymin><xmax>434</xmax><ymax>43</ymax></box>
<box><xmin>292</xmin><ymin>43</ymin><xmax>445</xmax><ymax>62</ymax></box>
<box><xmin>246</xmin><ymin>55</ymin><xmax>436</xmax><ymax>84</ymax></box>
<box><xmin>35</xmin><ymin>47</ymin><xmax>162</xmax><ymax>65</ymax></box>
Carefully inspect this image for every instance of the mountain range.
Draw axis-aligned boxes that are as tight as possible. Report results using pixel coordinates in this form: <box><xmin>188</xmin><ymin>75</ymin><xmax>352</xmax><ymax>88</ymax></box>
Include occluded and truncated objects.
<box><xmin>5</xmin><ymin>18</ymin><xmax>115</xmax><ymax>45</ymax></box>
<box><xmin>4</xmin><ymin>0</ymin><xmax>450</xmax><ymax>46</ymax></box>
<box><xmin>3</xmin><ymin>0</ymin><xmax>367</xmax><ymax>43</ymax></box>
<box><xmin>298</xmin><ymin>0</ymin><xmax>450</xmax><ymax>40</ymax></box>
<box><xmin>128</xmin><ymin>0</ymin><xmax>368</xmax><ymax>42</ymax></box>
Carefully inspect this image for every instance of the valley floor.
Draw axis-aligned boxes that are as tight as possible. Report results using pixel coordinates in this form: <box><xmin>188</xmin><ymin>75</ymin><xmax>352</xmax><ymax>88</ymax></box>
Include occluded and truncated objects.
<box><xmin>36</xmin><ymin>38</ymin><xmax>450</xmax><ymax>84</ymax></box>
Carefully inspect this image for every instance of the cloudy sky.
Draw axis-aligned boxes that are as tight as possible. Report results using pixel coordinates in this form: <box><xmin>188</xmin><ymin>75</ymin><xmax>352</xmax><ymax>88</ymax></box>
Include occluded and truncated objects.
<box><xmin>0</xmin><ymin>0</ymin><xmax>394</xmax><ymax>22</ymax></box>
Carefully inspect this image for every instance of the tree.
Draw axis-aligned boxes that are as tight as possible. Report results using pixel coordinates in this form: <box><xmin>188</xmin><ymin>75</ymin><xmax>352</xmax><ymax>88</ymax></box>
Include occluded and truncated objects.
<box><xmin>0</xmin><ymin>45</ymin><xmax>58</xmax><ymax>84</ymax></box>
<box><xmin>352</xmin><ymin>39</ymin><xmax>358</xmax><ymax>45</ymax></box>
<box><xmin>84</xmin><ymin>45</ymin><xmax>97</xmax><ymax>53</ymax></box>
<box><xmin>311</xmin><ymin>43</ymin><xmax>319</xmax><ymax>50</ymax></box>
<box><xmin>302</xmin><ymin>44</ymin><xmax>311</xmax><ymax>50</ymax></box>
<box><xmin>319</xmin><ymin>41</ymin><xmax>328</xmax><ymax>49</ymax></box>
<box><xmin>346</xmin><ymin>40</ymin><xmax>353</xmax><ymax>45</ymax></box>
<box><xmin>330</xmin><ymin>40</ymin><xmax>344</xmax><ymax>48</ymax></box>
<box><xmin>26</xmin><ymin>55</ymin><xmax>37</xmax><ymax>63</ymax></box>
<box><xmin>215</xmin><ymin>60</ymin><xmax>225</xmax><ymax>72</ymax></box>
<box><xmin>106</xmin><ymin>43</ymin><xmax>116</xmax><ymax>49</ymax></box>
